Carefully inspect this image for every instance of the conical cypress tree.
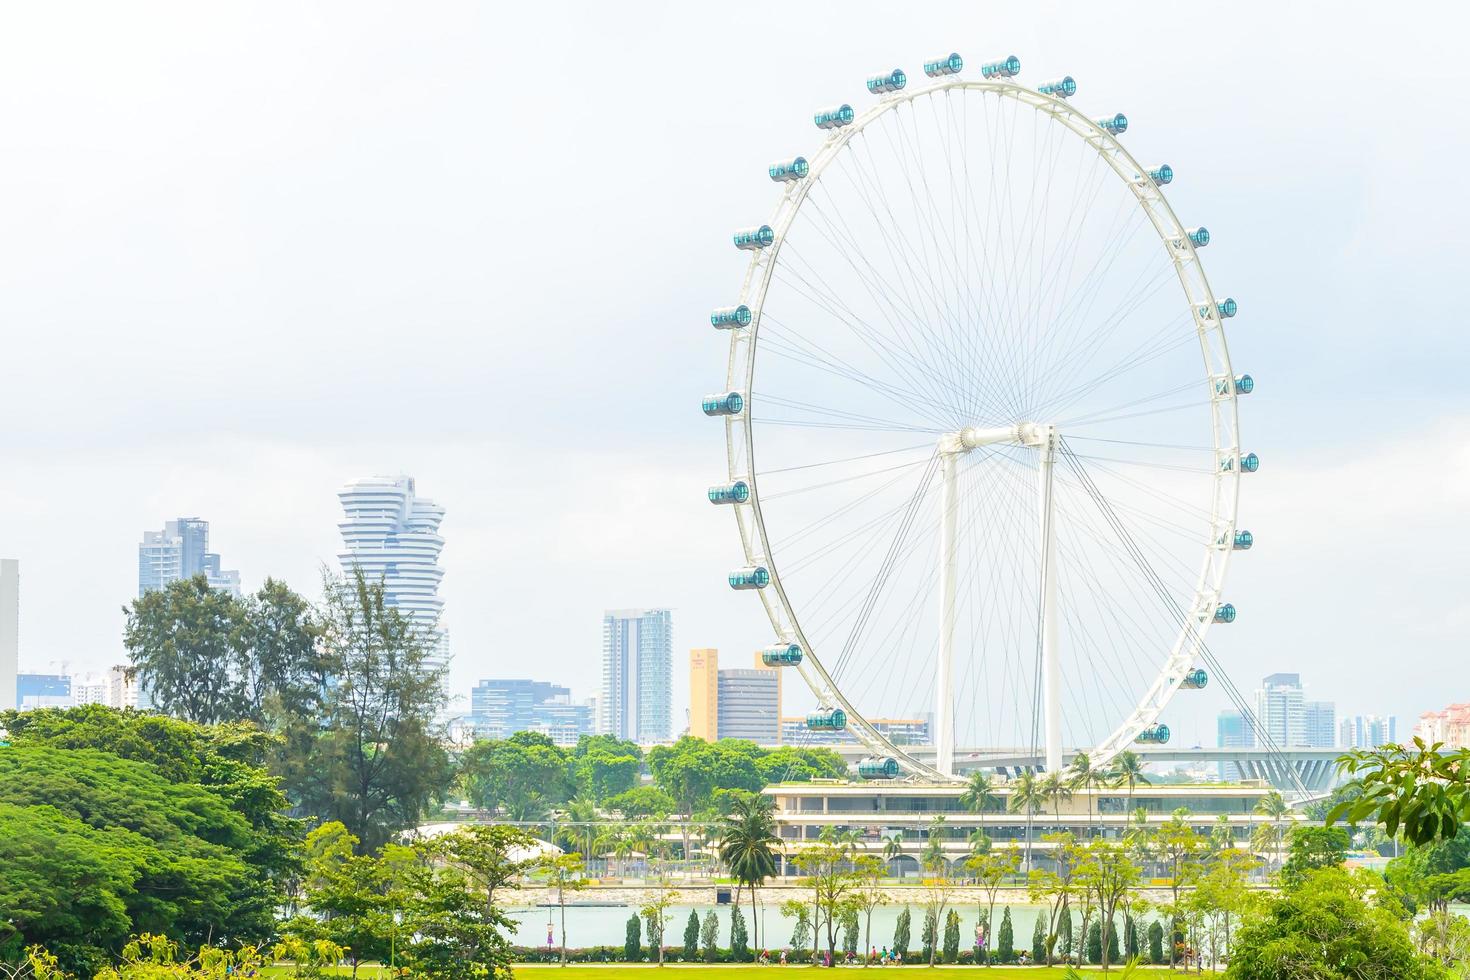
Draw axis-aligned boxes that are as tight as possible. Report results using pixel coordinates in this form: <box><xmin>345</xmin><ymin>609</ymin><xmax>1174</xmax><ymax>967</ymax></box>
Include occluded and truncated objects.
<box><xmin>731</xmin><ymin>905</ymin><xmax>749</xmax><ymax>962</ymax></box>
<box><xmin>894</xmin><ymin>906</ymin><xmax>911</xmax><ymax>958</ymax></box>
<box><xmin>997</xmin><ymin>907</ymin><xmax>1014</xmax><ymax>963</ymax></box>
<box><xmin>1031</xmin><ymin>913</ymin><xmax>1046</xmax><ymax>963</ymax></box>
<box><xmin>625</xmin><ymin>914</ymin><xmax>642</xmax><ymax>962</ymax></box>
<box><xmin>943</xmin><ymin>910</ymin><xmax>961</xmax><ymax>963</ymax></box>
<box><xmin>1147</xmin><ymin>920</ymin><xmax>1164</xmax><ymax>964</ymax></box>
<box><xmin>1124</xmin><ymin>915</ymin><xmax>1139</xmax><ymax>961</ymax></box>
<box><xmin>1106</xmin><ymin>919</ymin><xmax>1120</xmax><ymax>965</ymax></box>
<box><xmin>1058</xmin><ymin>912</ymin><xmax>1073</xmax><ymax>964</ymax></box>
<box><xmin>921</xmin><ymin>910</ymin><xmax>937</xmax><ymax>962</ymax></box>
<box><xmin>1086</xmin><ymin>919</ymin><xmax>1103</xmax><ymax>964</ymax></box>
<box><xmin>683</xmin><ymin>910</ymin><xmax>699</xmax><ymax>961</ymax></box>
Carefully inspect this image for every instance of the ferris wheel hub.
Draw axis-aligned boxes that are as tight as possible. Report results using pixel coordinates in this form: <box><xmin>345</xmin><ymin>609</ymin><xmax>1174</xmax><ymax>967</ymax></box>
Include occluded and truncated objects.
<box><xmin>939</xmin><ymin>422</ymin><xmax>1058</xmax><ymax>455</ymax></box>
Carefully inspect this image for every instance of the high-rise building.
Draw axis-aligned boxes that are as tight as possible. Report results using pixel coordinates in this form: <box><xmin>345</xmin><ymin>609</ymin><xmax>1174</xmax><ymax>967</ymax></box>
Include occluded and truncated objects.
<box><xmin>338</xmin><ymin>476</ymin><xmax>448</xmax><ymax>666</ymax></box>
<box><xmin>1304</xmin><ymin>700</ymin><xmax>1337</xmax><ymax>748</ymax></box>
<box><xmin>717</xmin><ymin>655</ymin><xmax>781</xmax><ymax>743</ymax></box>
<box><xmin>1339</xmin><ymin>714</ymin><xmax>1399</xmax><ymax>749</ymax></box>
<box><xmin>16</xmin><ymin>672</ymin><xmax>70</xmax><ymax>710</ymax></box>
<box><xmin>1416</xmin><ymin>703</ymin><xmax>1470</xmax><ymax>750</ymax></box>
<box><xmin>1216</xmin><ymin>708</ymin><xmax>1255</xmax><ymax>780</ymax></box>
<box><xmin>465</xmin><ymin>678</ymin><xmax>593</xmax><ymax>745</ymax></box>
<box><xmin>107</xmin><ymin>664</ymin><xmax>144</xmax><ymax>710</ymax></box>
<box><xmin>689</xmin><ymin>648</ymin><xmax>718</xmax><ymax>741</ymax></box>
<box><xmin>1254</xmin><ymin>673</ymin><xmax>1306</xmax><ymax>747</ymax></box>
<box><xmin>0</xmin><ymin>559</ymin><xmax>16</xmax><ymax>712</ymax></box>
<box><xmin>138</xmin><ymin>518</ymin><xmax>241</xmax><ymax>596</ymax></box>
<box><xmin>600</xmin><ymin>609</ymin><xmax>672</xmax><ymax>743</ymax></box>
<box><xmin>71</xmin><ymin>673</ymin><xmax>109</xmax><ymax>706</ymax></box>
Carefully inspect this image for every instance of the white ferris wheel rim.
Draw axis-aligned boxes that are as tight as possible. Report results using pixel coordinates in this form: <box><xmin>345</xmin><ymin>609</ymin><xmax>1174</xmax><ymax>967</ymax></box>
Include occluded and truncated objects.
<box><xmin>721</xmin><ymin>74</ymin><xmax>1242</xmax><ymax>782</ymax></box>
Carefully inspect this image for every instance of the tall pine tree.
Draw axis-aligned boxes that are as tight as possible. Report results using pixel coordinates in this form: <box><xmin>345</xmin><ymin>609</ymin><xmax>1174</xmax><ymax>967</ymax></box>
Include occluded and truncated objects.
<box><xmin>997</xmin><ymin>907</ymin><xmax>1014</xmax><ymax>963</ymax></box>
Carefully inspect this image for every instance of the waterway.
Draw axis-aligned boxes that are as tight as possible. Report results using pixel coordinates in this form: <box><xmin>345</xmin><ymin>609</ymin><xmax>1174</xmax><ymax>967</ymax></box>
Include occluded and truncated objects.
<box><xmin>507</xmin><ymin>902</ymin><xmax>1049</xmax><ymax>952</ymax></box>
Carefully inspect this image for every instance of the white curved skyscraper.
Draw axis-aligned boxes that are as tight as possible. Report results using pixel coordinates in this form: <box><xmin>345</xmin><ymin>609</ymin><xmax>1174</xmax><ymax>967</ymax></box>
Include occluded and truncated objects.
<box><xmin>337</xmin><ymin>476</ymin><xmax>448</xmax><ymax>666</ymax></box>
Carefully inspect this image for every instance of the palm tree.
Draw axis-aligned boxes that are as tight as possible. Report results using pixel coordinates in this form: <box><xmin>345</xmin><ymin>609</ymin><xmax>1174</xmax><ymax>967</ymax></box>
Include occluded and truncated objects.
<box><xmin>1041</xmin><ymin>771</ymin><xmax>1073</xmax><ymax>826</ymax></box>
<box><xmin>1254</xmin><ymin>790</ymin><xmax>1290</xmax><ymax>870</ymax></box>
<box><xmin>922</xmin><ymin>815</ymin><xmax>948</xmax><ymax>876</ymax></box>
<box><xmin>1108</xmin><ymin>750</ymin><xmax>1151</xmax><ymax>811</ymax></box>
<box><xmin>882</xmin><ymin>833</ymin><xmax>904</xmax><ymax>878</ymax></box>
<box><xmin>719</xmin><ymin>794</ymin><xmax>779</xmax><ymax>953</ymax></box>
<box><xmin>555</xmin><ymin>796</ymin><xmax>601</xmax><ymax>860</ymax></box>
<box><xmin>1008</xmin><ymin>772</ymin><xmax>1046</xmax><ymax>873</ymax></box>
<box><xmin>961</xmin><ymin>771</ymin><xmax>996</xmax><ymax>816</ymax></box>
<box><xmin>1067</xmin><ymin>753</ymin><xmax>1105</xmax><ymax>838</ymax></box>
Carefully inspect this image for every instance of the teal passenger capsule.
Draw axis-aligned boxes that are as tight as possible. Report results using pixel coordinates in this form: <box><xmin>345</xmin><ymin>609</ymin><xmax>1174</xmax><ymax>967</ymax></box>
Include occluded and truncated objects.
<box><xmin>1187</xmin><ymin>227</ymin><xmax>1210</xmax><ymax>248</ymax></box>
<box><xmin>1213</xmin><ymin>603</ymin><xmax>1236</xmax><ymax>624</ymax></box>
<box><xmin>729</xmin><ymin>566</ymin><xmax>770</xmax><ymax>590</ymax></box>
<box><xmin>1233</xmin><ymin>530</ymin><xmax>1253</xmax><ymax>551</ymax></box>
<box><xmin>1038</xmin><ymin>76</ymin><xmax>1077</xmax><ymax>99</ymax></box>
<box><xmin>1216</xmin><ymin>374</ymin><xmax>1254</xmax><ymax>396</ymax></box>
<box><xmin>708</xmin><ymin>481</ymin><xmax>750</xmax><ymax>505</ymax></box>
<box><xmin>924</xmin><ymin>53</ymin><xmax>964</xmax><ymax>77</ymax></box>
<box><xmin>1217</xmin><ymin>297</ymin><xmax>1238</xmax><ymax>318</ymax></box>
<box><xmin>807</xmin><ymin>707</ymin><xmax>847</xmax><ymax>730</ymax></box>
<box><xmin>702</xmin><ymin>391</ymin><xmax>744</xmax><ymax>416</ymax></box>
<box><xmin>1136</xmin><ymin>724</ymin><xmax>1171</xmax><ymax>744</ymax></box>
<box><xmin>858</xmin><ymin>757</ymin><xmax>900</xmax><ymax>779</ymax></box>
<box><xmin>814</xmin><ymin>104</ymin><xmax>855</xmax><ymax>129</ymax></box>
<box><xmin>733</xmin><ymin>225</ymin><xmax>775</xmax><ymax>250</ymax></box>
<box><xmin>866</xmin><ymin>68</ymin><xmax>907</xmax><ymax>95</ymax></box>
<box><xmin>1146</xmin><ymin>164</ymin><xmax>1174</xmax><ymax>186</ymax></box>
<box><xmin>980</xmin><ymin>55</ymin><xmax>1021</xmax><ymax>79</ymax></box>
<box><xmin>711</xmin><ymin>305</ymin><xmax>752</xmax><ymax>330</ymax></box>
<box><xmin>1182</xmin><ymin>668</ymin><xmax>1208</xmax><ymax>690</ymax></box>
<box><xmin>1241</xmin><ymin>452</ymin><xmax>1259</xmax><ymax>473</ymax></box>
<box><xmin>1095</xmin><ymin>112</ymin><xmax>1127</xmax><ymax>135</ymax></box>
<box><xmin>768</xmin><ymin>156</ymin><xmax>809</xmax><ymax>183</ymax></box>
<box><xmin>761</xmin><ymin>643</ymin><xmax>803</xmax><ymax>667</ymax></box>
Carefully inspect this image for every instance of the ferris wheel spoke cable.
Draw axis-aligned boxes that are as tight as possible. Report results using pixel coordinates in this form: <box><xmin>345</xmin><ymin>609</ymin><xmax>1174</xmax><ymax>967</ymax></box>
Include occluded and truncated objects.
<box><xmin>759</xmin><ymin>441</ymin><xmax>934</xmax><ymax>476</ymax></box>
<box><xmin>779</xmin><ymin>217</ymin><xmax>979</xmax><ymax>427</ymax></box>
<box><xmin>1059</xmin><ymin>444</ymin><xmax>1308</xmax><ymax>797</ymax></box>
<box><xmin>757</xmin><ymin>317</ymin><xmax>959</xmax><ymax>428</ymax></box>
<box><xmin>850</xmin><ymin>124</ymin><xmax>976</xmax><ymax>411</ymax></box>
<box><xmin>755</xmin><ymin>391</ymin><xmax>945</xmax><ymax>433</ymax></box>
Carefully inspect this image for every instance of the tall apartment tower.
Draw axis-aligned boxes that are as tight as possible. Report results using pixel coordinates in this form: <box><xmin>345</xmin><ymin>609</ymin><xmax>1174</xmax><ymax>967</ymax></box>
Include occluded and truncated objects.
<box><xmin>138</xmin><ymin>518</ymin><xmax>241</xmax><ymax>596</ymax></box>
<box><xmin>600</xmin><ymin>609</ymin><xmax>672</xmax><ymax>743</ymax></box>
<box><xmin>0</xmin><ymin>559</ymin><xmax>17</xmax><ymax>711</ymax></box>
<box><xmin>1254</xmin><ymin>673</ymin><xmax>1307</xmax><ymax>747</ymax></box>
<box><xmin>689</xmin><ymin>648</ymin><xmax>718</xmax><ymax>741</ymax></box>
<box><xmin>338</xmin><ymin>476</ymin><xmax>448</xmax><ymax>667</ymax></box>
<box><xmin>716</xmin><ymin>653</ymin><xmax>781</xmax><ymax>743</ymax></box>
<box><xmin>1340</xmin><ymin>714</ymin><xmax>1398</xmax><ymax>749</ymax></box>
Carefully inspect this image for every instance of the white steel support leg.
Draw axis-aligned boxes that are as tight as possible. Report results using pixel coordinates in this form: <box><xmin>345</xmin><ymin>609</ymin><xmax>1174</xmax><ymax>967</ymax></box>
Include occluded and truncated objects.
<box><xmin>1037</xmin><ymin>427</ymin><xmax>1063</xmax><ymax>773</ymax></box>
<box><xmin>936</xmin><ymin>451</ymin><xmax>959</xmax><ymax>778</ymax></box>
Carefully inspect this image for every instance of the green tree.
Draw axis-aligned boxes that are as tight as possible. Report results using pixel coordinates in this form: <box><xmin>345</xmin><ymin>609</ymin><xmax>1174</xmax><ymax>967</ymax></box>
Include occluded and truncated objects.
<box><xmin>1107</xmin><ymin>751</ymin><xmax>1151</xmax><ymax>810</ymax></box>
<box><xmin>700</xmin><ymin>909</ymin><xmax>718</xmax><ymax>963</ymax></box>
<box><xmin>1030</xmin><ymin>913</ymin><xmax>1046</xmax><ymax>963</ymax></box>
<box><xmin>840</xmin><ymin>904</ymin><xmax>859</xmax><ymax>958</ymax></box>
<box><xmin>288</xmin><ymin>568</ymin><xmax>450</xmax><ymax>851</ymax></box>
<box><xmin>1068</xmin><ymin>752</ymin><xmax>1107</xmax><ymax>838</ymax></box>
<box><xmin>640</xmin><ymin>884</ymin><xmax>676</xmax><ymax>966</ymax></box>
<box><xmin>1008</xmin><ymin>772</ymin><xmax>1046</xmax><ymax>873</ymax></box>
<box><xmin>1147</xmin><ymin>919</ymin><xmax>1164</xmax><ymax>964</ymax></box>
<box><xmin>965</xmin><ymin>848</ymin><xmax>1019</xmax><ymax>965</ymax></box>
<box><xmin>461</xmin><ymin>733</ymin><xmax>573</xmax><ymax>820</ymax></box>
<box><xmin>782</xmin><ymin>899</ymin><xmax>811</xmax><ymax>951</ymax></box>
<box><xmin>1281</xmin><ymin>825</ymin><xmax>1351</xmax><ymax>886</ymax></box>
<box><xmin>571</xmin><ymin>735</ymin><xmax>643</xmax><ymax>802</ymax></box>
<box><xmin>286</xmin><ymin>821</ymin><xmax>394</xmax><ymax>977</ymax></box>
<box><xmin>603</xmin><ymin>786</ymin><xmax>676</xmax><ymax>819</ymax></box>
<box><xmin>893</xmin><ymin>906</ymin><xmax>911</xmax><ymax>959</ymax></box>
<box><xmin>0</xmin><ymin>744</ymin><xmax>282</xmax><ymax>975</ymax></box>
<box><xmin>428</xmin><ymin>824</ymin><xmax>537</xmax><ymax>913</ymax></box>
<box><xmin>624</xmin><ymin>914</ymin><xmax>642</xmax><ymax>962</ymax></box>
<box><xmin>850</xmin><ymin>854</ymin><xmax>889</xmax><ymax>965</ymax></box>
<box><xmin>1077</xmin><ymin>836</ymin><xmax>1142</xmax><ymax>971</ymax></box>
<box><xmin>1123</xmin><ymin>914</ymin><xmax>1138</xmax><ymax>961</ymax></box>
<box><xmin>1226</xmin><ymin>868</ymin><xmax>1444</xmax><ymax>979</ymax></box>
<box><xmin>718</xmin><ymin>793</ymin><xmax>779</xmax><ymax>952</ymax></box>
<box><xmin>1058</xmin><ymin>910</ymin><xmax>1074</xmax><ymax>965</ymax></box>
<box><xmin>1153</xmin><ymin>808</ymin><xmax>1203</xmax><ymax>965</ymax></box>
<box><xmin>996</xmin><ymin>907</ymin><xmax>1014</xmax><ymax>964</ymax></box>
<box><xmin>731</xmin><ymin>905</ymin><xmax>750</xmax><ymax>962</ymax></box>
<box><xmin>682</xmin><ymin>910</ymin><xmax>700</xmax><ymax>961</ymax></box>
<box><xmin>920</xmin><ymin>910</ymin><xmax>937</xmax><ymax>963</ymax></box>
<box><xmin>123</xmin><ymin>574</ymin><xmax>250</xmax><ymax>724</ymax></box>
<box><xmin>1254</xmin><ymin>789</ymin><xmax>1292</xmax><ymax>871</ymax></box>
<box><xmin>1332</xmin><ymin>738</ymin><xmax>1470</xmax><ymax>847</ymax></box>
<box><xmin>1086</xmin><ymin>919</ymin><xmax>1102</xmax><ymax>964</ymax></box>
<box><xmin>794</xmin><ymin>838</ymin><xmax>859</xmax><ymax>961</ymax></box>
<box><xmin>960</xmin><ymin>771</ymin><xmax>997</xmax><ymax>819</ymax></box>
<box><xmin>942</xmin><ymin>909</ymin><xmax>960</xmax><ymax>964</ymax></box>
<box><xmin>535</xmin><ymin>851</ymin><xmax>587</xmax><ymax>966</ymax></box>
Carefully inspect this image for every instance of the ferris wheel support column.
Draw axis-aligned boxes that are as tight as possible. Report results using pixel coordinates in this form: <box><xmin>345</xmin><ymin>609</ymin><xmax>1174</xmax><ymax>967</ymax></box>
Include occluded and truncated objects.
<box><xmin>935</xmin><ymin>450</ymin><xmax>960</xmax><ymax>778</ymax></box>
<box><xmin>1037</xmin><ymin>426</ymin><xmax>1063</xmax><ymax>773</ymax></box>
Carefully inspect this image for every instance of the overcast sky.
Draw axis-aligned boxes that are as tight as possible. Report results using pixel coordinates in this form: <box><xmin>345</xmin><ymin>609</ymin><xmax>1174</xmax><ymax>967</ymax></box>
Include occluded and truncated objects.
<box><xmin>1</xmin><ymin>1</ymin><xmax>1466</xmax><ymax>739</ymax></box>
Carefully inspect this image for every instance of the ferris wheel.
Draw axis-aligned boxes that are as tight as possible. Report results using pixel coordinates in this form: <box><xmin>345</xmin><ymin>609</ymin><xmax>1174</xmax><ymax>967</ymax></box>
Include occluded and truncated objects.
<box><xmin>705</xmin><ymin>53</ymin><xmax>1255</xmax><ymax>782</ymax></box>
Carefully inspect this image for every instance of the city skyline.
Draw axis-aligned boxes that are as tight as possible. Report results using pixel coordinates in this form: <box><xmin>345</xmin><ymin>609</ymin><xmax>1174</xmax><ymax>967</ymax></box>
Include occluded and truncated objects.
<box><xmin>0</xmin><ymin>4</ymin><xmax>1466</xmax><ymax>735</ymax></box>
